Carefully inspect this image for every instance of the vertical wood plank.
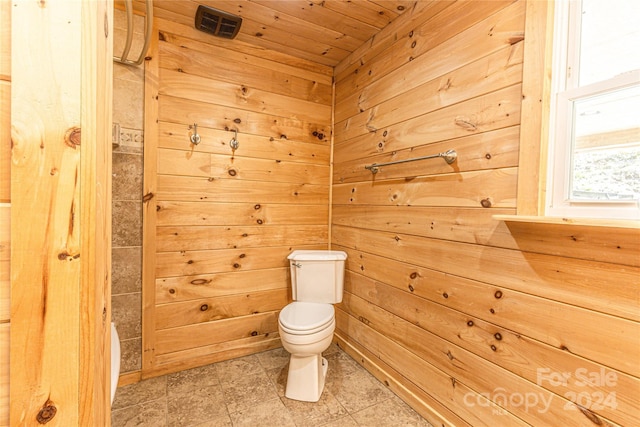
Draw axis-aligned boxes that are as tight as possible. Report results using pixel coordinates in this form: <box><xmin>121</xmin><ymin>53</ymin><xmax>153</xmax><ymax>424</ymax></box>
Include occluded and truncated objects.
<box><xmin>10</xmin><ymin>2</ymin><xmax>82</xmax><ymax>424</ymax></box>
<box><xmin>79</xmin><ymin>0</ymin><xmax>112</xmax><ymax>424</ymax></box>
<box><xmin>142</xmin><ymin>25</ymin><xmax>160</xmax><ymax>375</ymax></box>
<box><xmin>10</xmin><ymin>1</ymin><xmax>111</xmax><ymax>425</ymax></box>
<box><xmin>517</xmin><ymin>0</ymin><xmax>554</xmax><ymax>215</ymax></box>
<box><xmin>0</xmin><ymin>1</ymin><xmax>10</xmax><ymax>424</ymax></box>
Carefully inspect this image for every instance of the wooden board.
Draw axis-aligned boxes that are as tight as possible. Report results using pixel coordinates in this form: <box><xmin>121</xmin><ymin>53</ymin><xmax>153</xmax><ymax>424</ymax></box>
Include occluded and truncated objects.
<box><xmin>10</xmin><ymin>1</ymin><xmax>111</xmax><ymax>424</ymax></box>
<box><xmin>142</xmin><ymin>18</ymin><xmax>331</xmax><ymax>379</ymax></box>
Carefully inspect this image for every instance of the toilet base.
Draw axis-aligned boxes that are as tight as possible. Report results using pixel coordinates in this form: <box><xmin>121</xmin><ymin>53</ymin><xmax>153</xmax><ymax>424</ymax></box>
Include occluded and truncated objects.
<box><xmin>285</xmin><ymin>354</ymin><xmax>328</xmax><ymax>402</ymax></box>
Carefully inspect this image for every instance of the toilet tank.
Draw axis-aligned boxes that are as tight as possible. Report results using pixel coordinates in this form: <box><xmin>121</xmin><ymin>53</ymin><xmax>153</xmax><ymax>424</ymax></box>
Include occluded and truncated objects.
<box><xmin>288</xmin><ymin>250</ymin><xmax>347</xmax><ymax>303</ymax></box>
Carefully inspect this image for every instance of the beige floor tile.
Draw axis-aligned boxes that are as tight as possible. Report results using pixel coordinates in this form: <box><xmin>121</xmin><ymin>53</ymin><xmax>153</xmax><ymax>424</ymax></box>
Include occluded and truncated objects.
<box><xmin>326</xmin><ymin>368</ymin><xmax>394</xmax><ymax>413</ymax></box>
<box><xmin>215</xmin><ymin>354</ymin><xmax>264</xmax><ymax>382</ymax></box>
<box><xmin>111</xmin><ymin>347</ymin><xmax>432</xmax><ymax>427</ymax></box>
<box><xmin>319</xmin><ymin>414</ymin><xmax>360</xmax><ymax>427</ymax></box>
<box><xmin>221</xmin><ymin>371</ymin><xmax>280</xmax><ymax>414</ymax></box>
<box><xmin>112</xmin><ymin>376</ymin><xmax>166</xmax><ymax>410</ymax></box>
<box><xmin>167</xmin><ymin>386</ymin><xmax>227</xmax><ymax>427</ymax></box>
<box><xmin>111</xmin><ymin>398</ymin><xmax>167</xmax><ymax>427</ymax></box>
<box><xmin>351</xmin><ymin>397</ymin><xmax>433</xmax><ymax>427</ymax></box>
<box><xmin>229</xmin><ymin>398</ymin><xmax>296</xmax><ymax>427</ymax></box>
<box><xmin>281</xmin><ymin>389</ymin><xmax>348</xmax><ymax>426</ymax></box>
<box><xmin>255</xmin><ymin>346</ymin><xmax>290</xmax><ymax>370</ymax></box>
<box><xmin>167</xmin><ymin>363</ymin><xmax>220</xmax><ymax>396</ymax></box>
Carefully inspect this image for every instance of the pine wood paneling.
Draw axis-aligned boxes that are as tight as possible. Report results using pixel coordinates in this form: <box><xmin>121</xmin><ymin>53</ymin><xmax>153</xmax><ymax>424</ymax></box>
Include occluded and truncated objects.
<box><xmin>342</xmin><ymin>268</ymin><xmax>640</xmax><ymax>425</ymax></box>
<box><xmin>335</xmin><ymin>0</ymin><xmax>524</xmax><ymax>113</ymax></box>
<box><xmin>143</xmin><ymin>16</ymin><xmax>331</xmax><ymax>377</ymax></box>
<box><xmin>156</xmin><ymin>268</ymin><xmax>289</xmax><ymax>305</ymax></box>
<box><xmin>0</xmin><ymin>1</ymin><xmax>9</xmax><ymax>423</ymax></box>
<box><xmin>334</xmin><ymin>44</ymin><xmax>524</xmax><ymax>143</ymax></box>
<box><xmin>333</xmin><ymin>168</ymin><xmax>518</xmax><ymax>209</ymax></box>
<box><xmin>333</xmin><ymin>126</ymin><xmax>521</xmax><ymax>183</ymax></box>
<box><xmin>331</xmin><ymin>1</ymin><xmax>640</xmax><ymax>425</ymax></box>
<box><xmin>155</xmin><ymin>288</ymin><xmax>289</xmax><ymax>329</ymax></box>
<box><xmin>157</xmin><ymin>175</ymin><xmax>329</xmax><ymax>205</ymax></box>
<box><xmin>155</xmin><ymin>311</ymin><xmax>278</xmax><ymax>355</ymax></box>
<box><xmin>158</xmin><ymin>122</ymin><xmax>330</xmax><ymax>165</ymax></box>
<box><xmin>156</xmin><ymin>201</ymin><xmax>328</xmax><ymax>227</ymax></box>
<box><xmin>334</xmin><ymin>84</ymin><xmax>523</xmax><ymax>152</ymax></box>
<box><xmin>333</xmin><ymin>225</ymin><xmax>639</xmax><ymax>322</ymax></box>
<box><xmin>10</xmin><ymin>1</ymin><xmax>111</xmax><ymax>424</ymax></box>
<box><xmin>155</xmin><ymin>245</ymin><xmax>322</xmax><ymax>279</ymax></box>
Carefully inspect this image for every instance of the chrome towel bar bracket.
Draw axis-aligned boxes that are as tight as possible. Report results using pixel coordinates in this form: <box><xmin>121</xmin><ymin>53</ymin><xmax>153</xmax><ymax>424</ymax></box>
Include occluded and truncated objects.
<box><xmin>364</xmin><ymin>149</ymin><xmax>457</xmax><ymax>174</ymax></box>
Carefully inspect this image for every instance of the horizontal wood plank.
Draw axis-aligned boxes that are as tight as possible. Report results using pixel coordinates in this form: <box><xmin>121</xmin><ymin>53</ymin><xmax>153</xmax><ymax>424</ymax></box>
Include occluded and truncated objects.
<box><xmin>335</xmin><ymin>1</ymin><xmax>524</xmax><ymax>108</ymax></box>
<box><xmin>335</xmin><ymin>84</ymin><xmax>523</xmax><ymax>155</ymax></box>
<box><xmin>158</xmin><ymin>67</ymin><xmax>331</xmax><ymax>124</ymax></box>
<box><xmin>339</xmin><ymin>291</ymin><xmax>619</xmax><ymax>426</ymax></box>
<box><xmin>155</xmin><ymin>288</ymin><xmax>289</xmax><ymax>330</ymax></box>
<box><xmin>332</xmin><ymin>168</ymin><xmax>518</xmax><ymax>209</ymax></box>
<box><xmin>158</xmin><ymin>121</ymin><xmax>330</xmax><ymax>165</ymax></box>
<box><xmin>157</xmin><ymin>201</ymin><xmax>328</xmax><ymax>227</ymax></box>
<box><xmin>156</xmin><ymin>175</ymin><xmax>329</xmax><ymax>204</ymax></box>
<box><xmin>156</xmin><ymin>267</ymin><xmax>289</xmax><ymax>304</ymax></box>
<box><xmin>335</xmin><ymin>309</ymin><xmax>529</xmax><ymax>426</ymax></box>
<box><xmin>334</xmin><ymin>126</ymin><xmax>521</xmax><ymax>182</ymax></box>
<box><xmin>157</xmin><ymin>148</ymin><xmax>330</xmax><ymax>184</ymax></box>
<box><xmin>155</xmin><ymin>16</ymin><xmax>332</xmax><ymax>78</ymax></box>
<box><xmin>159</xmin><ymin>94</ymin><xmax>331</xmax><ymax>145</ymax></box>
<box><xmin>335</xmin><ymin>43</ymin><xmax>523</xmax><ymax>139</ymax></box>
<box><xmin>344</xmin><ymin>269</ymin><xmax>639</xmax><ymax>425</ymax></box>
<box><xmin>155</xmin><ymin>311</ymin><xmax>279</xmax><ymax>355</ymax></box>
<box><xmin>151</xmin><ymin>335</ymin><xmax>282</xmax><ymax>377</ymax></box>
<box><xmin>332</xmin><ymin>205</ymin><xmax>639</xmax><ymax>266</ymax></box>
<box><xmin>155</xmin><ymin>245</ymin><xmax>323</xmax><ymax>279</ymax></box>
<box><xmin>156</xmin><ymin>224</ymin><xmax>328</xmax><ymax>252</ymax></box>
<box><xmin>332</xmin><ymin>226</ymin><xmax>640</xmax><ymax>323</ymax></box>
<box><xmin>333</xmin><ymin>331</ymin><xmax>472</xmax><ymax>427</ymax></box>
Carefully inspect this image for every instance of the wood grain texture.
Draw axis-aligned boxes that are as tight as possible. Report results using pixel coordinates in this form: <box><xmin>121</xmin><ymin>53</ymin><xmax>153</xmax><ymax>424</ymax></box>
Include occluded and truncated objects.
<box><xmin>331</xmin><ymin>1</ymin><xmax>640</xmax><ymax>425</ymax></box>
<box><xmin>10</xmin><ymin>1</ymin><xmax>111</xmax><ymax>424</ymax></box>
<box><xmin>143</xmin><ymin>16</ymin><xmax>331</xmax><ymax>377</ymax></box>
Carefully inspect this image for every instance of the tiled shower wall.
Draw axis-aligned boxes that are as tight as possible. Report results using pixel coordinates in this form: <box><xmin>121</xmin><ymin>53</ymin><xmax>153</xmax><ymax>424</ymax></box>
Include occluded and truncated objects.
<box><xmin>112</xmin><ymin>8</ymin><xmax>145</xmax><ymax>374</ymax></box>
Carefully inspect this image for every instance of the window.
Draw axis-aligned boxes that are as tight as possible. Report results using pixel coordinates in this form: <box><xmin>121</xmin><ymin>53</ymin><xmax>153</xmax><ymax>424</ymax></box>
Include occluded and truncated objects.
<box><xmin>547</xmin><ymin>0</ymin><xmax>640</xmax><ymax>220</ymax></box>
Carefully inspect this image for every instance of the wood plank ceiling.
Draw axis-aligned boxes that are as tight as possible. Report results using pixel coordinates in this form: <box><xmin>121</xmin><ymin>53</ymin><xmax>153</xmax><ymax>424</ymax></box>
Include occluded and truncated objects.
<box><xmin>131</xmin><ymin>0</ymin><xmax>417</xmax><ymax>67</ymax></box>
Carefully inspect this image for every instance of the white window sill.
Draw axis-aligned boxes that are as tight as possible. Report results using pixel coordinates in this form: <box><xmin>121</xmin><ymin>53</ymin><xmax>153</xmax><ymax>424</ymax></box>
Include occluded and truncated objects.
<box><xmin>492</xmin><ymin>214</ymin><xmax>640</xmax><ymax>229</ymax></box>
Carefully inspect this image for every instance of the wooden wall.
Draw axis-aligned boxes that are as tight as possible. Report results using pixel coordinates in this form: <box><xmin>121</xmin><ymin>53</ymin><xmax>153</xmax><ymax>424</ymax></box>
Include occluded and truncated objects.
<box><xmin>142</xmin><ymin>17</ymin><xmax>333</xmax><ymax>377</ymax></box>
<box><xmin>0</xmin><ymin>0</ymin><xmax>10</xmax><ymax>423</ymax></box>
<box><xmin>8</xmin><ymin>1</ymin><xmax>113</xmax><ymax>424</ymax></box>
<box><xmin>331</xmin><ymin>1</ymin><xmax>640</xmax><ymax>426</ymax></box>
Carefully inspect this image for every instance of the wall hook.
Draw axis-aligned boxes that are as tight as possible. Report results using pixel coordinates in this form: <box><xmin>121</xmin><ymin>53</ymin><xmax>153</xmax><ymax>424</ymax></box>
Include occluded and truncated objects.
<box><xmin>189</xmin><ymin>123</ymin><xmax>201</xmax><ymax>145</ymax></box>
<box><xmin>229</xmin><ymin>129</ymin><xmax>239</xmax><ymax>150</ymax></box>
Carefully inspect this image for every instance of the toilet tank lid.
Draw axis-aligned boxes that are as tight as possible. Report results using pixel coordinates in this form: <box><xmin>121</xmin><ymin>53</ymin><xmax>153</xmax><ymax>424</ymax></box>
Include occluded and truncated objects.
<box><xmin>288</xmin><ymin>250</ymin><xmax>347</xmax><ymax>261</ymax></box>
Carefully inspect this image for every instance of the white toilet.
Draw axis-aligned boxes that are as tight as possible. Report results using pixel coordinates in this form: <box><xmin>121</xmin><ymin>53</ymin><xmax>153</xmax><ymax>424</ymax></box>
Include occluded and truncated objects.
<box><xmin>111</xmin><ymin>322</ymin><xmax>121</xmax><ymax>404</ymax></box>
<box><xmin>278</xmin><ymin>250</ymin><xmax>347</xmax><ymax>402</ymax></box>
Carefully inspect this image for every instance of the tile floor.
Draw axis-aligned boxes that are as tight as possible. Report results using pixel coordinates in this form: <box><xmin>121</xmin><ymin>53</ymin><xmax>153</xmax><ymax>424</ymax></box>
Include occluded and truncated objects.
<box><xmin>111</xmin><ymin>343</ymin><xmax>433</xmax><ymax>426</ymax></box>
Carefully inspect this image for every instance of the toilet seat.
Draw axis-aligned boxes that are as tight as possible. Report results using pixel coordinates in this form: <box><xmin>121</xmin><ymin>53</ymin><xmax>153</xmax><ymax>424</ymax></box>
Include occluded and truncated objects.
<box><xmin>279</xmin><ymin>302</ymin><xmax>334</xmax><ymax>335</ymax></box>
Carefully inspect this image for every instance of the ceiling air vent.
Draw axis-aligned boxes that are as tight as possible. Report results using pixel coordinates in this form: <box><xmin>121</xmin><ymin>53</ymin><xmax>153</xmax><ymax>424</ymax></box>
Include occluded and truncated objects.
<box><xmin>194</xmin><ymin>5</ymin><xmax>242</xmax><ymax>39</ymax></box>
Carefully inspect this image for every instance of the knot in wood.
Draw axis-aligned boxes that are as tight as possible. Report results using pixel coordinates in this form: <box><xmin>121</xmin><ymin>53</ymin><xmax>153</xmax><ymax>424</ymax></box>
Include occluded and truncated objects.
<box><xmin>481</xmin><ymin>198</ymin><xmax>492</xmax><ymax>208</ymax></box>
<box><xmin>200</xmin><ymin>304</ymin><xmax>208</xmax><ymax>311</ymax></box>
<box><xmin>64</xmin><ymin>127</ymin><xmax>81</xmax><ymax>149</ymax></box>
<box><xmin>36</xmin><ymin>400</ymin><xmax>57</xmax><ymax>424</ymax></box>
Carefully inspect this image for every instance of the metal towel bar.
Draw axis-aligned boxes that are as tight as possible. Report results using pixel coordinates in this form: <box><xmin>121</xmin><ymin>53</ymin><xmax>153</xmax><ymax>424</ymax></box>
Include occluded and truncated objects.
<box><xmin>114</xmin><ymin>0</ymin><xmax>154</xmax><ymax>66</ymax></box>
<box><xmin>364</xmin><ymin>149</ymin><xmax>457</xmax><ymax>174</ymax></box>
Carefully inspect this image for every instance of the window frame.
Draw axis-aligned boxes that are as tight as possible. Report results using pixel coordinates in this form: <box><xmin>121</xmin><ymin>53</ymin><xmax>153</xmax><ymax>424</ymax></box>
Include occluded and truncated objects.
<box><xmin>545</xmin><ymin>0</ymin><xmax>640</xmax><ymax>220</ymax></box>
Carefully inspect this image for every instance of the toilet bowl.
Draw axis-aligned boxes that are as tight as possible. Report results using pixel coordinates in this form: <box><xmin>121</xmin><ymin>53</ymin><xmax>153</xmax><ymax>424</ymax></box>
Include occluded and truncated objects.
<box><xmin>111</xmin><ymin>322</ymin><xmax>121</xmax><ymax>404</ymax></box>
<box><xmin>279</xmin><ymin>250</ymin><xmax>346</xmax><ymax>402</ymax></box>
<box><xmin>278</xmin><ymin>301</ymin><xmax>336</xmax><ymax>402</ymax></box>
